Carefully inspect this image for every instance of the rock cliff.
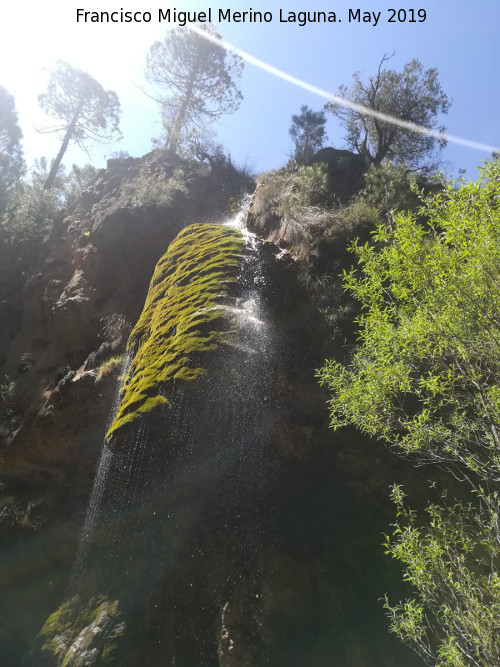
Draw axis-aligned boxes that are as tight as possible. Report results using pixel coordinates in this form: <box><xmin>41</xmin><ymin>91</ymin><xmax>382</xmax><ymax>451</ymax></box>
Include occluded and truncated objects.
<box><xmin>0</xmin><ymin>151</ymin><xmax>424</xmax><ymax>666</ymax></box>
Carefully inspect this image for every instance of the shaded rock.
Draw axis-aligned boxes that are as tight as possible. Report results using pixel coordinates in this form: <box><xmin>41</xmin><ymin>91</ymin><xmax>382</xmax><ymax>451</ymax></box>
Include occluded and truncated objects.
<box><xmin>1</xmin><ymin>150</ymin><xmax>429</xmax><ymax>667</ymax></box>
<box><xmin>38</xmin><ymin>596</ymin><xmax>125</xmax><ymax>667</ymax></box>
<box><xmin>311</xmin><ymin>147</ymin><xmax>367</xmax><ymax>202</ymax></box>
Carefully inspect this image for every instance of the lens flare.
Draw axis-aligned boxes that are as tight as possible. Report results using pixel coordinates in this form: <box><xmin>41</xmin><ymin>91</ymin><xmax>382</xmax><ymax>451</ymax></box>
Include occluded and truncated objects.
<box><xmin>188</xmin><ymin>24</ymin><xmax>499</xmax><ymax>156</ymax></box>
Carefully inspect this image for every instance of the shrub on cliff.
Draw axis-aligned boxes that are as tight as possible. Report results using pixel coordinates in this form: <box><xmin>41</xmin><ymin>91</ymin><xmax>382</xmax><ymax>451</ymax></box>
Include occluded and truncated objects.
<box><xmin>249</xmin><ymin>163</ymin><xmax>329</xmax><ymax>257</ymax></box>
<box><xmin>0</xmin><ymin>158</ymin><xmax>63</xmax><ymax>247</ymax></box>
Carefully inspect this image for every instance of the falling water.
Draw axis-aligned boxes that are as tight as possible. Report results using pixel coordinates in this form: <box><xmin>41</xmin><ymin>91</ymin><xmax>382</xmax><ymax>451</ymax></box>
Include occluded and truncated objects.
<box><xmin>67</xmin><ymin>203</ymin><xmax>281</xmax><ymax>662</ymax></box>
<box><xmin>69</xmin><ymin>350</ymin><xmax>132</xmax><ymax>589</ymax></box>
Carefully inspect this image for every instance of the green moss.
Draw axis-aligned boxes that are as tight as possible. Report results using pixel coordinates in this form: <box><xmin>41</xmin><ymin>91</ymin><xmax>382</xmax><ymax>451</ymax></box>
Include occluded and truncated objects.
<box><xmin>96</xmin><ymin>354</ymin><xmax>125</xmax><ymax>381</ymax></box>
<box><xmin>101</xmin><ymin>644</ymin><xmax>118</xmax><ymax>663</ymax></box>
<box><xmin>39</xmin><ymin>596</ymin><xmax>122</xmax><ymax>665</ymax></box>
<box><xmin>39</xmin><ymin>598</ymin><xmax>81</xmax><ymax>652</ymax></box>
<box><xmin>106</xmin><ymin>223</ymin><xmax>243</xmax><ymax>442</ymax></box>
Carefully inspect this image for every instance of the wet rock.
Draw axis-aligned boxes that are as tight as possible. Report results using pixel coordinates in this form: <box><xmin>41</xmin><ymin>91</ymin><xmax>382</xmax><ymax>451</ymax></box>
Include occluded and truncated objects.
<box><xmin>38</xmin><ymin>596</ymin><xmax>125</xmax><ymax>667</ymax></box>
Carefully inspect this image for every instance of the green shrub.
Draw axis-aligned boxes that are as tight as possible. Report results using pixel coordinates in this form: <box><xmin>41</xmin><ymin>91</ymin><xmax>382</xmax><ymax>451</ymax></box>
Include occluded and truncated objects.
<box><xmin>1</xmin><ymin>181</ymin><xmax>61</xmax><ymax>245</ymax></box>
<box><xmin>318</xmin><ymin>161</ymin><xmax>500</xmax><ymax>665</ymax></box>
<box><xmin>384</xmin><ymin>486</ymin><xmax>500</xmax><ymax>667</ymax></box>
<box><xmin>362</xmin><ymin>162</ymin><xmax>441</xmax><ymax>218</ymax></box>
<box><xmin>249</xmin><ymin>164</ymin><xmax>328</xmax><ymax>257</ymax></box>
<box><xmin>119</xmin><ymin>166</ymin><xmax>188</xmax><ymax>208</ymax></box>
<box><xmin>96</xmin><ymin>355</ymin><xmax>124</xmax><ymax>381</ymax></box>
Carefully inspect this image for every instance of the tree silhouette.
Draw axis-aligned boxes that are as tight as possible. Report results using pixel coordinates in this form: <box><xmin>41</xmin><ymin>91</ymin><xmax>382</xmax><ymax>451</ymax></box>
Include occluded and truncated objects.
<box><xmin>145</xmin><ymin>25</ymin><xmax>243</xmax><ymax>153</ymax></box>
<box><xmin>38</xmin><ymin>62</ymin><xmax>121</xmax><ymax>189</ymax></box>
<box><xmin>326</xmin><ymin>55</ymin><xmax>450</xmax><ymax>170</ymax></box>
<box><xmin>0</xmin><ymin>86</ymin><xmax>24</xmax><ymax>212</ymax></box>
<box><xmin>289</xmin><ymin>105</ymin><xmax>327</xmax><ymax>165</ymax></box>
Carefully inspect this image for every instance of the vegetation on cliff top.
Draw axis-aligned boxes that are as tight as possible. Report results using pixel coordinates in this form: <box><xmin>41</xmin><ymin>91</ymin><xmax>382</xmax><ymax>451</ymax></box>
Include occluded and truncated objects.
<box><xmin>0</xmin><ymin>86</ymin><xmax>24</xmax><ymax>214</ymax></box>
<box><xmin>38</xmin><ymin>61</ymin><xmax>121</xmax><ymax>190</ymax></box>
<box><xmin>325</xmin><ymin>55</ymin><xmax>450</xmax><ymax>172</ymax></box>
<box><xmin>106</xmin><ymin>222</ymin><xmax>244</xmax><ymax>442</ymax></box>
<box><xmin>145</xmin><ymin>24</ymin><xmax>243</xmax><ymax>154</ymax></box>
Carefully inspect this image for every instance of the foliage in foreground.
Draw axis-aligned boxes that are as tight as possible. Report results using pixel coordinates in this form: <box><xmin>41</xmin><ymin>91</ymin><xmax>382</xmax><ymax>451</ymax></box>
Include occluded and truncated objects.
<box><xmin>319</xmin><ymin>161</ymin><xmax>500</xmax><ymax>481</ymax></box>
<box><xmin>384</xmin><ymin>486</ymin><xmax>500</xmax><ymax>666</ymax></box>
<box><xmin>318</xmin><ymin>161</ymin><xmax>500</xmax><ymax>664</ymax></box>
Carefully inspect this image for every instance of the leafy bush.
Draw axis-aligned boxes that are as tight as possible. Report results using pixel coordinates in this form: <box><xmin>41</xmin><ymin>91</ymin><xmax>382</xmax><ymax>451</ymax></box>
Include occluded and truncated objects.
<box><xmin>384</xmin><ymin>486</ymin><xmax>500</xmax><ymax>667</ymax></box>
<box><xmin>0</xmin><ymin>157</ymin><xmax>66</xmax><ymax>248</ymax></box>
<box><xmin>0</xmin><ymin>86</ymin><xmax>25</xmax><ymax>214</ymax></box>
<box><xmin>119</xmin><ymin>166</ymin><xmax>188</xmax><ymax>208</ymax></box>
<box><xmin>318</xmin><ymin>161</ymin><xmax>500</xmax><ymax>664</ymax></box>
<box><xmin>319</xmin><ymin>162</ymin><xmax>500</xmax><ymax>479</ymax></box>
<box><xmin>1</xmin><ymin>182</ymin><xmax>61</xmax><ymax>246</ymax></box>
<box><xmin>322</xmin><ymin>197</ymin><xmax>381</xmax><ymax>247</ymax></box>
<box><xmin>362</xmin><ymin>162</ymin><xmax>441</xmax><ymax>218</ymax></box>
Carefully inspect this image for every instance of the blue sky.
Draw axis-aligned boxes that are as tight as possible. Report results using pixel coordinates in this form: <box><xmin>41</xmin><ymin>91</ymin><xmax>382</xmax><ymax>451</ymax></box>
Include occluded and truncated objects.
<box><xmin>1</xmin><ymin>0</ymin><xmax>499</xmax><ymax>178</ymax></box>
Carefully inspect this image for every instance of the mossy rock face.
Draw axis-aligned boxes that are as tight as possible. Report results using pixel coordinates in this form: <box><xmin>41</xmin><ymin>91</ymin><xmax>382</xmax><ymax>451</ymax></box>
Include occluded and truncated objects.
<box><xmin>38</xmin><ymin>595</ymin><xmax>124</xmax><ymax>666</ymax></box>
<box><xmin>106</xmin><ymin>223</ymin><xmax>244</xmax><ymax>443</ymax></box>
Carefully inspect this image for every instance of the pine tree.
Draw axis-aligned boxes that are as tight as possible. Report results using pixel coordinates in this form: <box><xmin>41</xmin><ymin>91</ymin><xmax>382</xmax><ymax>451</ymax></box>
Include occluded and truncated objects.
<box><xmin>38</xmin><ymin>62</ymin><xmax>121</xmax><ymax>189</ymax></box>
<box><xmin>145</xmin><ymin>25</ymin><xmax>243</xmax><ymax>153</ymax></box>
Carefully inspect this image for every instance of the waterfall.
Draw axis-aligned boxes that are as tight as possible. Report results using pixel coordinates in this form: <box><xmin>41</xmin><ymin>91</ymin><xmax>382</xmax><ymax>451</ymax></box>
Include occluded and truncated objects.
<box><xmin>67</xmin><ymin>204</ymin><xmax>280</xmax><ymax>662</ymax></box>
<box><xmin>69</xmin><ymin>351</ymin><xmax>132</xmax><ymax>590</ymax></box>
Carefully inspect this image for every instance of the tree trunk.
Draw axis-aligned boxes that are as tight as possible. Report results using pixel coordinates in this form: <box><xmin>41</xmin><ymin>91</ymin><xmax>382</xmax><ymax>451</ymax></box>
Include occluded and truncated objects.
<box><xmin>167</xmin><ymin>63</ymin><xmax>199</xmax><ymax>154</ymax></box>
<box><xmin>44</xmin><ymin>105</ymin><xmax>82</xmax><ymax>190</ymax></box>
